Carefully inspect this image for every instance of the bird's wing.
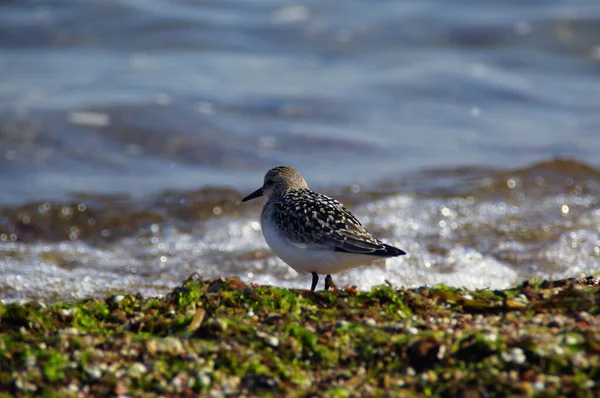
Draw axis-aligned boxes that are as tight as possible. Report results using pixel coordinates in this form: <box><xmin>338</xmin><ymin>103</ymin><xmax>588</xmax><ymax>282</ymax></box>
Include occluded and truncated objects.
<box><xmin>273</xmin><ymin>190</ymin><xmax>400</xmax><ymax>256</ymax></box>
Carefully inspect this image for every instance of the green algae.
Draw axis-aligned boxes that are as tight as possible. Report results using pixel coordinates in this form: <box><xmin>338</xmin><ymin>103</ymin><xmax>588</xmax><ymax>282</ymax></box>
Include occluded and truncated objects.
<box><xmin>1</xmin><ymin>276</ymin><xmax>599</xmax><ymax>397</ymax></box>
<box><xmin>42</xmin><ymin>351</ymin><xmax>67</xmax><ymax>383</ymax></box>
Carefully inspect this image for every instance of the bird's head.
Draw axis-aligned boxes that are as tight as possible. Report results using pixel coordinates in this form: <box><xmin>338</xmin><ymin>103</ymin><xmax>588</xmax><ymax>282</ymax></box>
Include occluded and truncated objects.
<box><xmin>242</xmin><ymin>166</ymin><xmax>309</xmax><ymax>202</ymax></box>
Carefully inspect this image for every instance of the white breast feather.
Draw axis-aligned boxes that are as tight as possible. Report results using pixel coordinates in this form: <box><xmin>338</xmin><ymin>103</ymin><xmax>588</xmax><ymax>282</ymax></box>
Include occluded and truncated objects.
<box><xmin>261</xmin><ymin>216</ymin><xmax>380</xmax><ymax>275</ymax></box>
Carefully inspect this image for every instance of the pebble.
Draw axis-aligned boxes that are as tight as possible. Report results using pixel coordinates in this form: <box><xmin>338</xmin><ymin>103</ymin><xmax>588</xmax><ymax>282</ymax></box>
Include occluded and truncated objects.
<box><xmin>571</xmin><ymin>352</ymin><xmax>589</xmax><ymax>369</ymax></box>
<box><xmin>533</xmin><ymin>380</ymin><xmax>545</xmax><ymax>391</ymax></box>
<box><xmin>197</xmin><ymin>371</ymin><xmax>212</xmax><ymax>388</ymax></box>
<box><xmin>256</xmin><ymin>331</ymin><xmax>279</xmax><ymax>347</ymax></box>
<box><xmin>502</xmin><ymin>347</ymin><xmax>526</xmax><ymax>364</ymax></box>
<box><xmin>265</xmin><ymin>336</ymin><xmax>279</xmax><ymax>347</ymax></box>
<box><xmin>59</xmin><ymin>327</ymin><xmax>80</xmax><ymax>335</ymax></box>
<box><xmin>86</xmin><ymin>366</ymin><xmax>102</xmax><ymax>380</ymax></box>
<box><xmin>482</xmin><ymin>331</ymin><xmax>498</xmax><ymax>343</ymax></box>
<box><xmin>128</xmin><ymin>362</ymin><xmax>148</xmax><ymax>377</ymax></box>
<box><xmin>60</xmin><ymin>308</ymin><xmax>76</xmax><ymax>317</ymax></box>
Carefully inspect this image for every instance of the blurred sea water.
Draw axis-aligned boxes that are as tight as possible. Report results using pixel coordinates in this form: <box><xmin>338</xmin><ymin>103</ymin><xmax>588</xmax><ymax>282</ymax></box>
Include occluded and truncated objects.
<box><xmin>1</xmin><ymin>0</ymin><xmax>599</xmax><ymax>302</ymax></box>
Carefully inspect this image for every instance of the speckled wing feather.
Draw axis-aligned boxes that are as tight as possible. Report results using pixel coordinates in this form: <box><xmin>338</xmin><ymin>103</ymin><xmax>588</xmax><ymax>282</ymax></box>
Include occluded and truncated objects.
<box><xmin>271</xmin><ymin>189</ymin><xmax>400</xmax><ymax>256</ymax></box>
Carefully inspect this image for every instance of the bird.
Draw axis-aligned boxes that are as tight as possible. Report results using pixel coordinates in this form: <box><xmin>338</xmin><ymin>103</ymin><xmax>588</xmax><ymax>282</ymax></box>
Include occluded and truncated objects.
<box><xmin>242</xmin><ymin>166</ymin><xmax>406</xmax><ymax>291</ymax></box>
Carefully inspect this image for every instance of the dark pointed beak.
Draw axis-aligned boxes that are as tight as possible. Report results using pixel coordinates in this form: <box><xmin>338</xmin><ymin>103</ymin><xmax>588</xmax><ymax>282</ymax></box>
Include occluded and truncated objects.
<box><xmin>242</xmin><ymin>187</ymin><xmax>264</xmax><ymax>202</ymax></box>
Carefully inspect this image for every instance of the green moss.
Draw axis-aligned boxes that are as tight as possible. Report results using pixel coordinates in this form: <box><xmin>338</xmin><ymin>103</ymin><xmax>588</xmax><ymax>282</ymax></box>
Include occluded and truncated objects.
<box><xmin>42</xmin><ymin>351</ymin><xmax>67</xmax><ymax>383</ymax></box>
<box><xmin>286</xmin><ymin>324</ymin><xmax>317</xmax><ymax>350</ymax></box>
<box><xmin>365</xmin><ymin>285</ymin><xmax>413</xmax><ymax>317</ymax></box>
<box><xmin>2</xmin><ymin>303</ymin><xmax>53</xmax><ymax>331</ymax></box>
<box><xmin>1</xmin><ymin>276</ymin><xmax>599</xmax><ymax>397</ymax></box>
<box><xmin>326</xmin><ymin>386</ymin><xmax>351</xmax><ymax>398</ymax></box>
<box><xmin>78</xmin><ymin>348</ymin><xmax>94</xmax><ymax>370</ymax></box>
<box><xmin>262</xmin><ymin>287</ymin><xmax>302</xmax><ymax>314</ymax></box>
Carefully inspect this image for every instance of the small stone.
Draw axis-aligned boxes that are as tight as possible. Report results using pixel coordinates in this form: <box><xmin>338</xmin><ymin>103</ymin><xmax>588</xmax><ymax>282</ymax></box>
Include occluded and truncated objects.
<box><xmin>172</xmin><ymin>373</ymin><xmax>185</xmax><ymax>390</ymax></box>
<box><xmin>546</xmin><ymin>375</ymin><xmax>560</xmax><ymax>385</ymax></box>
<box><xmin>577</xmin><ymin>311</ymin><xmax>592</xmax><ymax>322</ymax></box>
<box><xmin>16</xmin><ymin>379</ymin><xmax>37</xmax><ymax>392</ymax></box>
<box><xmin>427</xmin><ymin>370</ymin><xmax>438</xmax><ymax>383</ymax></box>
<box><xmin>392</xmin><ymin>323</ymin><xmax>404</xmax><ymax>332</ymax></box>
<box><xmin>482</xmin><ymin>331</ymin><xmax>498</xmax><ymax>342</ymax></box>
<box><xmin>60</xmin><ymin>308</ymin><xmax>76</xmax><ymax>317</ymax></box>
<box><xmin>213</xmin><ymin>318</ymin><xmax>228</xmax><ymax>332</ymax></box>
<box><xmin>87</xmin><ymin>366</ymin><xmax>102</xmax><ymax>380</ymax></box>
<box><xmin>146</xmin><ymin>340</ymin><xmax>157</xmax><ymax>355</ymax></box>
<box><xmin>256</xmin><ymin>331</ymin><xmax>280</xmax><ymax>347</ymax></box>
<box><xmin>437</xmin><ymin>344</ymin><xmax>447</xmax><ymax>360</ymax></box>
<box><xmin>517</xmin><ymin>293</ymin><xmax>529</xmax><ymax>302</ymax></box>
<box><xmin>197</xmin><ymin>371</ymin><xmax>211</xmax><ymax>388</ymax></box>
<box><xmin>156</xmin><ymin>337</ymin><xmax>185</xmax><ymax>355</ymax></box>
<box><xmin>128</xmin><ymin>362</ymin><xmax>148</xmax><ymax>377</ymax></box>
<box><xmin>114</xmin><ymin>380</ymin><xmax>127</xmax><ymax>396</ymax></box>
<box><xmin>533</xmin><ymin>380</ymin><xmax>545</xmax><ymax>391</ymax></box>
<box><xmin>565</xmin><ymin>335</ymin><xmax>579</xmax><ymax>345</ymax></box>
<box><xmin>60</xmin><ymin>327</ymin><xmax>80</xmax><ymax>335</ymax></box>
<box><xmin>571</xmin><ymin>352</ymin><xmax>589</xmax><ymax>369</ymax></box>
<box><xmin>186</xmin><ymin>352</ymin><xmax>200</xmax><ymax>362</ymax></box>
<box><xmin>502</xmin><ymin>347</ymin><xmax>526</xmax><ymax>364</ymax></box>
<box><xmin>188</xmin><ymin>308</ymin><xmax>206</xmax><ymax>332</ymax></box>
<box><xmin>266</xmin><ymin>336</ymin><xmax>279</xmax><ymax>347</ymax></box>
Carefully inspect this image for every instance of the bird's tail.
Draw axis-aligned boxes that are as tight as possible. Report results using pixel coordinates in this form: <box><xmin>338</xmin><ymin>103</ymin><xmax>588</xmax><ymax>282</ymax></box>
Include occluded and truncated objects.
<box><xmin>383</xmin><ymin>244</ymin><xmax>407</xmax><ymax>257</ymax></box>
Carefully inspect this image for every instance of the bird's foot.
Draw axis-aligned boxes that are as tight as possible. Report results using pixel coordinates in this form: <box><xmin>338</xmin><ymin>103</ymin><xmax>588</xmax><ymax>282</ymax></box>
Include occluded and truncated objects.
<box><xmin>324</xmin><ymin>274</ymin><xmax>337</xmax><ymax>291</ymax></box>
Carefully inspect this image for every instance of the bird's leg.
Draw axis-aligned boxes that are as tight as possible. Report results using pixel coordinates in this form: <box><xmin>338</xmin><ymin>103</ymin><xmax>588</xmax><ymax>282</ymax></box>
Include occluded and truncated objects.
<box><xmin>311</xmin><ymin>272</ymin><xmax>319</xmax><ymax>292</ymax></box>
<box><xmin>324</xmin><ymin>274</ymin><xmax>334</xmax><ymax>291</ymax></box>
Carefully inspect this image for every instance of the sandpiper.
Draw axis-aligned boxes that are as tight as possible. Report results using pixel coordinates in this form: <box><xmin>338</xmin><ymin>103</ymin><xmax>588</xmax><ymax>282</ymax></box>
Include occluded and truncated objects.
<box><xmin>242</xmin><ymin>166</ymin><xmax>406</xmax><ymax>291</ymax></box>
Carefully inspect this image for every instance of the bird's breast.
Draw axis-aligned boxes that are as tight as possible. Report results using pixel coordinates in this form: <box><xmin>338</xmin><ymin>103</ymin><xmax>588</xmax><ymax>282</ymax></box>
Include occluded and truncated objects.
<box><xmin>260</xmin><ymin>213</ymin><xmax>379</xmax><ymax>275</ymax></box>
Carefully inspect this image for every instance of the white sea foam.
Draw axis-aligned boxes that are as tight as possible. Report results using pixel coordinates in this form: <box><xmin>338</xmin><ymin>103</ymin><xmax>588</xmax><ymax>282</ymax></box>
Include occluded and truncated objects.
<box><xmin>1</xmin><ymin>191</ymin><xmax>598</xmax><ymax>302</ymax></box>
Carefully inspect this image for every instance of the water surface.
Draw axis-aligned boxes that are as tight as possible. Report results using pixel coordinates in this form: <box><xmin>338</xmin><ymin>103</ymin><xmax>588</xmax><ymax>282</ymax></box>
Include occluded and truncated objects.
<box><xmin>1</xmin><ymin>0</ymin><xmax>599</xmax><ymax>301</ymax></box>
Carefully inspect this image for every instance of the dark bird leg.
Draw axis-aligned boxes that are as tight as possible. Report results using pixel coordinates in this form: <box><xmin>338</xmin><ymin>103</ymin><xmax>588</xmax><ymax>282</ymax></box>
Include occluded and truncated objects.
<box><xmin>324</xmin><ymin>274</ymin><xmax>334</xmax><ymax>291</ymax></box>
<box><xmin>311</xmin><ymin>272</ymin><xmax>319</xmax><ymax>292</ymax></box>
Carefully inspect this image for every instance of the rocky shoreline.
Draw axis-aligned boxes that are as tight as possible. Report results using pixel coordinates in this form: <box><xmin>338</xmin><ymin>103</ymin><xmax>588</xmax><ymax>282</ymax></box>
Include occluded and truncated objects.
<box><xmin>1</xmin><ymin>275</ymin><xmax>599</xmax><ymax>397</ymax></box>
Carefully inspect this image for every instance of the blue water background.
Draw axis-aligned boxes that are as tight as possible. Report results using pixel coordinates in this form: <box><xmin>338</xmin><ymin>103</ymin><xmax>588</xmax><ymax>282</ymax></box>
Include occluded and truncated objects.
<box><xmin>1</xmin><ymin>0</ymin><xmax>599</xmax><ymax>203</ymax></box>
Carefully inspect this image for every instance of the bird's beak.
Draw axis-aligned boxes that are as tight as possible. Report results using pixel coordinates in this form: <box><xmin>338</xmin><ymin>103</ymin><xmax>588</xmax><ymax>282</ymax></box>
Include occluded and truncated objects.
<box><xmin>242</xmin><ymin>187</ymin><xmax>264</xmax><ymax>202</ymax></box>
